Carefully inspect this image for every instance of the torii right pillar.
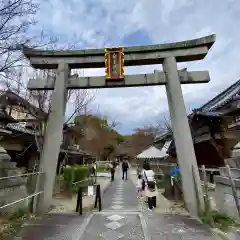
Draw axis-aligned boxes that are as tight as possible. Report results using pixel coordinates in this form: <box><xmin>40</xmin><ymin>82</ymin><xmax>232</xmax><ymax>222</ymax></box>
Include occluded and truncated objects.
<box><xmin>163</xmin><ymin>57</ymin><xmax>204</xmax><ymax>217</ymax></box>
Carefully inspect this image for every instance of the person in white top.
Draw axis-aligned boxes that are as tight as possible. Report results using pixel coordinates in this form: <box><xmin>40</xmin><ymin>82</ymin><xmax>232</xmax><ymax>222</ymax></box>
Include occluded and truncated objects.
<box><xmin>142</xmin><ymin>168</ymin><xmax>155</xmax><ymax>182</ymax></box>
<box><xmin>91</xmin><ymin>161</ymin><xmax>97</xmax><ymax>176</ymax></box>
<box><xmin>136</xmin><ymin>174</ymin><xmax>143</xmax><ymax>198</ymax></box>
<box><xmin>141</xmin><ymin>162</ymin><xmax>157</xmax><ymax>211</ymax></box>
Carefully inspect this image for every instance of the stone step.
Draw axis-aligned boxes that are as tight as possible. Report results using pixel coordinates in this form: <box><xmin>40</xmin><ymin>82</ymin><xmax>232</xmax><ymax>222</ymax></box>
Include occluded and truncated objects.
<box><xmin>0</xmin><ymin>153</ymin><xmax>11</xmax><ymax>159</ymax></box>
<box><xmin>0</xmin><ymin>185</ymin><xmax>28</xmax><ymax>214</ymax></box>
<box><xmin>0</xmin><ymin>161</ymin><xmax>17</xmax><ymax>169</ymax></box>
<box><xmin>0</xmin><ymin>178</ymin><xmax>26</xmax><ymax>189</ymax></box>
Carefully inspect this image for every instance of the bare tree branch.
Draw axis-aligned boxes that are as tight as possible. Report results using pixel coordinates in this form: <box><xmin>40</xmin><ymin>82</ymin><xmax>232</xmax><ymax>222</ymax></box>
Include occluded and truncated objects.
<box><xmin>64</xmin><ymin>89</ymin><xmax>96</xmax><ymax>124</ymax></box>
<box><xmin>1</xmin><ymin>66</ymin><xmax>96</xmax><ymax>154</ymax></box>
<box><xmin>0</xmin><ymin>0</ymin><xmax>58</xmax><ymax>85</ymax></box>
<box><xmin>0</xmin><ymin>0</ymin><xmax>38</xmax><ymax>79</ymax></box>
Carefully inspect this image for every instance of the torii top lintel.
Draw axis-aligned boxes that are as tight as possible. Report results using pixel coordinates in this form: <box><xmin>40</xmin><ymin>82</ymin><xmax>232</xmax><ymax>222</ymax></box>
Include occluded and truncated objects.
<box><xmin>22</xmin><ymin>34</ymin><xmax>216</xmax><ymax>70</ymax></box>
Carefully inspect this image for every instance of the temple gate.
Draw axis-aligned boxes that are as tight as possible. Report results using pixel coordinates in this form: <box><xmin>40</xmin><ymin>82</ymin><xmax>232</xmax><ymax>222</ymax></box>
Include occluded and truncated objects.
<box><xmin>23</xmin><ymin>34</ymin><xmax>216</xmax><ymax>217</ymax></box>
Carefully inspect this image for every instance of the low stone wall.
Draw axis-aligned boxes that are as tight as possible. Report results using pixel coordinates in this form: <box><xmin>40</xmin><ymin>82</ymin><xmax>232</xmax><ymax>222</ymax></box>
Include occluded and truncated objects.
<box><xmin>214</xmin><ymin>170</ymin><xmax>240</xmax><ymax>220</ymax></box>
<box><xmin>0</xmin><ymin>147</ymin><xmax>28</xmax><ymax>216</ymax></box>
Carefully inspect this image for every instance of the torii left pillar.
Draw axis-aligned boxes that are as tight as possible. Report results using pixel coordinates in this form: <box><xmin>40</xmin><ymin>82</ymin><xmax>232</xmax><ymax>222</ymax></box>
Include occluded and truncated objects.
<box><xmin>36</xmin><ymin>62</ymin><xmax>69</xmax><ymax>214</ymax></box>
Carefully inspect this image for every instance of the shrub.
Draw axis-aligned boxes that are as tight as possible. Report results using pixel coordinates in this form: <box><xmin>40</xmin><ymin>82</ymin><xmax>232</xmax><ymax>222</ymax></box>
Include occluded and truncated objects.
<box><xmin>62</xmin><ymin>167</ymin><xmax>74</xmax><ymax>190</ymax></box>
<box><xmin>200</xmin><ymin>210</ymin><xmax>239</xmax><ymax>231</ymax></box>
<box><xmin>62</xmin><ymin>165</ymin><xmax>89</xmax><ymax>194</ymax></box>
<box><xmin>8</xmin><ymin>207</ymin><xmax>28</xmax><ymax>221</ymax></box>
<box><xmin>73</xmin><ymin>165</ymin><xmax>89</xmax><ymax>183</ymax></box>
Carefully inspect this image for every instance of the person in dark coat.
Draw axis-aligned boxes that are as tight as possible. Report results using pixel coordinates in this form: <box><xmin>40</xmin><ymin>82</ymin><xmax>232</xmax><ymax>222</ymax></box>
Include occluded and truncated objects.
<box><xmin>122</xmin><ymin>159</ymin><xmax>129</xmax><ymax>180</ymax></box>
<box><xmin>110</xmin><ymin>160</ymin><xmax>117</xmax><ymax>182</ymax></box>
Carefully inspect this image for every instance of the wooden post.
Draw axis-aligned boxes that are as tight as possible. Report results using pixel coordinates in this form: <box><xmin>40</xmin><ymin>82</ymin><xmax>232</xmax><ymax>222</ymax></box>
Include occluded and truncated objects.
<box><xmin>94</xmin><ymin>184</ymin><xmax>102</xmax><ymax>211</ymax></box>
<box><xmin>202</xmin><ymin>165</ymin><xmax>214</xmax><ymax>227</ymax></box>
<box><xmin>173</xmin><ymin>165</ymin><xmax>177</xmax><ymax>200</ymax></box>
<box><xmin>94</xmin><ymin>185</ymin><xmax>98</xmax><ymax>209</ymax></box>
<box><xmin>98</xmin><ymin>184</ymin><xmax>102</xmax><ymax>211</ymax></box>
<box><xmin>76</xmin><ymin>187</ymin><xmax>83</xmax><ymax>215</ymax></box>
<box><xmin>225</xmin><ymin>165</ymin><xmax>240</xmax><ymax>217</ymax></box>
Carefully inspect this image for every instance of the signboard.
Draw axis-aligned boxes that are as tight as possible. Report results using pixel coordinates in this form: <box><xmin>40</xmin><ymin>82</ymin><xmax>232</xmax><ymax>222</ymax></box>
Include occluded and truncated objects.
<box><xmin>88</xmin><ymin>185</ymin><xmax>94</xmax><ymax>196</ymax></box>
<box><xmin>105</xmin><ymin>47</ymin><xmax>124</xmax><ymax>80</ymax></box>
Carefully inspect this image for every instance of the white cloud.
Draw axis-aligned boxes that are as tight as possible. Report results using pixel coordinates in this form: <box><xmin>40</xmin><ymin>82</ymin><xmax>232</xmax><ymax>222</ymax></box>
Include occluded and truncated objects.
<box><xmin>27</xmin><ymin>0</ymin><xmax>240</xmax><ymax>133</ymax></box>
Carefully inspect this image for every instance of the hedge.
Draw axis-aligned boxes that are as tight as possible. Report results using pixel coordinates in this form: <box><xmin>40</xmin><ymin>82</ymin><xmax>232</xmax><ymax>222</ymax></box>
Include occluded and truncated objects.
<box><xmin>62</xmin><ymin>165</ymin><xmax>89</xmax><ymax>193</ymax></box>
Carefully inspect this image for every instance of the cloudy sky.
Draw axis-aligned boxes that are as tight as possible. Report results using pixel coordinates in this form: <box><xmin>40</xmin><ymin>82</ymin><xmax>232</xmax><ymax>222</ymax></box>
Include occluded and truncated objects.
<box><xmin>30</xmin><ymin>0</ymin><xmax>240</xmax><ymax>134</ymax></box>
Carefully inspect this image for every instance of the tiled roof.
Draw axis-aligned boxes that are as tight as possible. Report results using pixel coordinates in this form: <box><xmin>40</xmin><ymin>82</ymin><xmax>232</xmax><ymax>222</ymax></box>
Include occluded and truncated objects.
<box><xmin>6</xmin><ymin>123</ymin><xmax>39</xmax><ymax>135</ymax></box>
<box><xmin>198</xmin><ymin>79</ymin><xmax>240</xmax><ymax>112</ymax></box>
<box><xmin>156</xmin><ymin>79</ymin><xmax>240</xmax><ymax>152</ymax></box>
<box><xmin>0</xmin><ymin>90</ymin><xmax>47</xmax><ymax>120</ymax></box>
<box><xmin>194</xmin><ymin>111</ymin><xmax>224</xmax><ymax>118</ymax></box>
<box><xmin>154</xmin><ymin>131</ymin><xmax>171</xmax><ymax>143</ymax></box>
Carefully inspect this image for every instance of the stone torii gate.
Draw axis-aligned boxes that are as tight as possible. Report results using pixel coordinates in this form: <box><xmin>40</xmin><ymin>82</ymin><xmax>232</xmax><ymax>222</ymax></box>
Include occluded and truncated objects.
<box><xmin>23</xmin><ymin>34</ymin><xmax>216</xmax><ymax>217</ymax></box>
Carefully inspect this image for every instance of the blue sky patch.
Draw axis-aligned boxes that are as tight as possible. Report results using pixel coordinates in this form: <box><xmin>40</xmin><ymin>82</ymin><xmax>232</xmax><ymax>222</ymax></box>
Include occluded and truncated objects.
<box><xmin>26</xmin><ymin>0</ymin><xmax>240</xmax><ymax>134</ymax></box>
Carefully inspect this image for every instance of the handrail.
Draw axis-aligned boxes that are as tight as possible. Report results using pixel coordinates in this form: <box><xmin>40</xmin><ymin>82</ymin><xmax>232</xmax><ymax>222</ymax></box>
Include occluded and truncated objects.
<box><xmin>0</xmin><ymin>191</ymin><xmax>43</xmax><ymax>209</ymax></box>
<box><xmin>0</xmin><ymin>171</ymin><xmax>44</xmax><ymax>212</ymax></box>
<box><xmin>72</xmin><ymin>176</ymin><xmax>100</xmax><ymax>186</ymax></box>
<box><xmin>151</xmin><ymin>163</ymin><xmax>178</xmax><ymax>167</ymax></box>
<box><xmin>0</xmin><ymin>172</ymin><xmax>44</xmax><ymax>181</ymax></box>
<box><xmin>72</xmin><ymin>178</ymin><xmax>89</xmax><ymax>185</ymax></box>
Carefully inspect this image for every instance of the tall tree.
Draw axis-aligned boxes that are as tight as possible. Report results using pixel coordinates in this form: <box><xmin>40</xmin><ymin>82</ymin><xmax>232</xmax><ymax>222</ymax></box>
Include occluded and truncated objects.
<box><xmin>0</xmin><ymin>0</ymin><xmax>59</xmax><ymax>85</ymax></box>
<box><xmin>0</xmin><ymin>67</ymin><xmax>95</xmax><ymax>152</ymax></box>
<box><xmin>116</xmin><ymin>128</ymin><xmax>154</xmax><ymax>157</ymax></box>
<box><xmin>0</xmin><ymin>0</ymin><xmax>38</xmax><ymax>80</ymax></box>
<box><xmin>74</xmin><ymin>114</ymin><xmax>122</xmax><ymax>160</ymax></box>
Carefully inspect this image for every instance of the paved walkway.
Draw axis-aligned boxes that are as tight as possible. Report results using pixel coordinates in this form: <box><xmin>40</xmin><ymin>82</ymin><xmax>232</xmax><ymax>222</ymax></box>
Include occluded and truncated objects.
<box><xmin>15</xmin><ymin>167</ymin><xmax>222</xmax><ymax>239</ymax></box>
<box><xmin>78</xmin><ymin>168</ymin><xmax>145</xmax><ymax>240</ymax></box>
<box><xmin>77</xmin><ymin>167</ymin><xmax>221</xmax><ymax>240</ymax></box>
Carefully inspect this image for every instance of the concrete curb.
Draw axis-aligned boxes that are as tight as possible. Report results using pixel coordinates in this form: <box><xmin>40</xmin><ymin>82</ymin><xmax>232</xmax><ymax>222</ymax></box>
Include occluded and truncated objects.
<box><xmin>193</xmin><ymin>216</ymin><xmax>235</xmax><ymax>240</ymax></box>
<box><xmin>211</xmin><ymin>228</ymin><xmax>232</xmax><ymax>240</ymax></box>
<box><xmin>212</xmin><ymin>228</ymin><xmax>240</xmax><ymax>240</ymax></box>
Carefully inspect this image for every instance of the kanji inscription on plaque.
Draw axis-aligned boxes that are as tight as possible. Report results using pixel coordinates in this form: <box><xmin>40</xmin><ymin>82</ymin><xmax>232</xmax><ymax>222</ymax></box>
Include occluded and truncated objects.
<box><xmin>105</xmin><ymin>47</ymin><xmax>124</xmax><ymax>80</ymax></box>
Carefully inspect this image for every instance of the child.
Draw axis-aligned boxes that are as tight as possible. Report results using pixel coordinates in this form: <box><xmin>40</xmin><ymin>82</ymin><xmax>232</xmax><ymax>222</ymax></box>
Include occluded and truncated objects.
<box><xmin>146</xmin><ymin>181</ymin><xmax>156</xmax><ymax>211</ymax></box>
<box><xmin>136</xmin><ymin>174</ymin><xmax>142</xmax><ymax>198</ymax></box>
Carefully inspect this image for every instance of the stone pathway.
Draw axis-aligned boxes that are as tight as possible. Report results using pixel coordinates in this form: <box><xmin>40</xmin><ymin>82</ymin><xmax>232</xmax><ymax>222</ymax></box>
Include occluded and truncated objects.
<box><xmin>14</xmin><ymin>212</ymin><xmax>89</xmax><ymax>239</ymax></box>
<box><xmin>78</xmin><ymin>168</ymin><xmax>146</xmax><ymax>239</ymax></box>
<box><xmin>101</xmin><ymin>170</ymin><xmax>139</xmax><ymax>211</ymax></box>
<box><xmin>14</xmin><ymin>167</ymin><xmax>223</xmax><ymax>239</ymax></box>
<box><xmin>142</xmin><ymin>207</ymin><xmax>221</xmax><ymax>240</ymax></box>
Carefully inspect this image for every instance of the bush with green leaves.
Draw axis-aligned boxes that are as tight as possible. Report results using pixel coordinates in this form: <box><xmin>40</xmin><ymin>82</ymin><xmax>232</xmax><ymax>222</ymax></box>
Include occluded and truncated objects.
<box><xmin>200</xmin><ymin>210</ymin><xmax>240</xmax><ymax>231</ymax></box>
<box><xmin>8</xmin><ymin>207</ymin><xmax>28</xmax><ymax>221</ymax></box>
<box><xmin>62</xmin><ymin>165</ymin><xmax>89</xmax><ymax>193</ymax></box>
<box><xmin>73</xmin><ymin>165</ymin><xmax>89</xmax><ymax>182</ymax></box>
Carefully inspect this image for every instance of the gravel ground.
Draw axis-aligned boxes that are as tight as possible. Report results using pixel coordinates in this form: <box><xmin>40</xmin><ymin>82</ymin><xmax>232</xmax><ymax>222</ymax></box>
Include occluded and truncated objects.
<box><xmin>50</xmin><ymin>176</ymin><xmax>110</xmax><ymax>213</ymax></box>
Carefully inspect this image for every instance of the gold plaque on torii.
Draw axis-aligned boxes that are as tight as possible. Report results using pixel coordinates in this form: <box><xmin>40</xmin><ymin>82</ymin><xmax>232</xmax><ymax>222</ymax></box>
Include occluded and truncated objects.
<box><xmin>105</xmin><ymin>47</ymin><xmax>124</xmax><ymax>80</ymax></box>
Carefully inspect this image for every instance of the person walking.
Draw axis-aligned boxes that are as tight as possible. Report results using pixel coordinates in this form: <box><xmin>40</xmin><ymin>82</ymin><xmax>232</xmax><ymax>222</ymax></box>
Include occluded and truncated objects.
<box><xmin>136</xmin><ymin>174</ymin><xmax>143</xmax><ymax>198</ymax></box>
<box><xmin>145</xmin><ymin>181</ymin><xmax>156</xmax><ymax>211</ymax></box>
<box><xmin>90</xmin><ymin>161</ymin><xmax>97</xmax><ymax>183</ymax></box>
<box><xmin>112</xmin><ymin>159</ymin><xmax>117</xmax><ymax>169</ymax></box>
<box><xmin>142</xmin><ymin>162</ymin><xmax>157</xmax><ymax>210</ymax></box>
<box><xmin>122</xmin><ymin>159</ymin><xmax>129</xmax><ymax>180</ymax></box>
<box><xmin>110</xmin><ymin>160</ymin><xmax>117</xmax><ymax>182</ymax></box>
